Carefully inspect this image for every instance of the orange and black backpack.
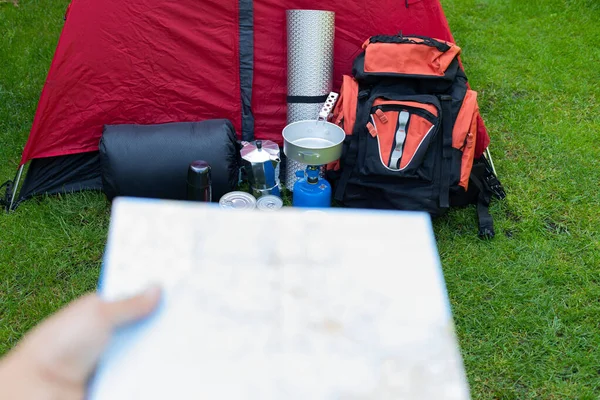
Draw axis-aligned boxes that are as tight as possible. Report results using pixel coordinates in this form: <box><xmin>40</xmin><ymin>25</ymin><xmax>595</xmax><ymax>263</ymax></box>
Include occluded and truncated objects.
<box><xmin>328</xmin><ymin>34</ymin><xmax>505</xmax><ymax>238</ymax></box>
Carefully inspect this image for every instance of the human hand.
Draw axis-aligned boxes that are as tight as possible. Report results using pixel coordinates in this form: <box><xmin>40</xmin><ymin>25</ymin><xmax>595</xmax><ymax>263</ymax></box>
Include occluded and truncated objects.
<box><xmin>0</xmin><ymin>286</ymin><xmax>161</xmax><ymax>400</ymax></box>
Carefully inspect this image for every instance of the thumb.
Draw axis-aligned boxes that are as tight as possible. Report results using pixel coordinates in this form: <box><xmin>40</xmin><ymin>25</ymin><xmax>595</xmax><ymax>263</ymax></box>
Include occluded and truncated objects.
<box><xmin>102</xmin><ymin>286</ymin><xmax>162</xmax><ymax>328</ymax></box>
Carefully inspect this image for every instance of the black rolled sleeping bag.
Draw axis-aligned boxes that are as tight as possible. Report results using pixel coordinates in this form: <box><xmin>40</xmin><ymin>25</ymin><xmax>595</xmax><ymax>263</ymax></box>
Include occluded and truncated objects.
<box><xmin>99</xmin><ymin>119</ymin><xmax>240</xmax><ymax>201</ymax></box>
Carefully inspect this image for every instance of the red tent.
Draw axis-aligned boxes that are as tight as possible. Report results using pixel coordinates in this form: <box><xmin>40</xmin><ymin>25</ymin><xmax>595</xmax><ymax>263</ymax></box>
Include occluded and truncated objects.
<box><xmin>10</xmin><ymin>0</ymin><xmax>490</xmax><ymax>207</ymax></box>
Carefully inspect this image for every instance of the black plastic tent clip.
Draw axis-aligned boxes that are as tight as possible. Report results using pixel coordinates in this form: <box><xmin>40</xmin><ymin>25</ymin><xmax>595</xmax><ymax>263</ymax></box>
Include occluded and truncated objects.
<box><xmin>1</xmin><ymin>180</ymin><xmax>13</xmax><ymax>212</ymax></box>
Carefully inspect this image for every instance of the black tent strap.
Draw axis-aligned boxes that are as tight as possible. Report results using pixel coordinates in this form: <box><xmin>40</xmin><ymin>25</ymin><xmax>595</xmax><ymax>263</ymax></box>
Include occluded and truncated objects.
<box><xmin>287</xmin><ymin>94</ymin><xmax>329</xmax><ymax>104</ymax></box>
<box><xmin>239</xmin><ymin>0</ymin><xmax>255</xmax><ymax>142</ymax></box>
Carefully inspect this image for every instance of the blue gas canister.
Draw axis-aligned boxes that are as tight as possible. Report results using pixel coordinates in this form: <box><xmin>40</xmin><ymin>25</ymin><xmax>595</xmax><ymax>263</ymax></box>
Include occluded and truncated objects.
<box><xmin>292</xmin><ymin>166</ymin><xmax>332</xmax><ymax>208</ymax></box>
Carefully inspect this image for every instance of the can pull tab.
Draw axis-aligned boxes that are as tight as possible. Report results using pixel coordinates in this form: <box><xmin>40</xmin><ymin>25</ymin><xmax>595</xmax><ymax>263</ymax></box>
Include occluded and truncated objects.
<box><xmin>318</xmin><ymin>92</ymin><xmax>339</xmax><ymax>122</ymax></box>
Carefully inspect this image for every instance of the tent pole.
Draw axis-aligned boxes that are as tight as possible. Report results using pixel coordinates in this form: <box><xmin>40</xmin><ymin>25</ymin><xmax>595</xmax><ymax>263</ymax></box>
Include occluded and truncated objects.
<box><xmin>484</xmin><ymin>147</ymin><xmax>497</xmax><ymax>177</ymax></box>
<box><xmin>8</xmin><ymin>164</ymin><xmax>24</xmax><ymax>211</ymax></box>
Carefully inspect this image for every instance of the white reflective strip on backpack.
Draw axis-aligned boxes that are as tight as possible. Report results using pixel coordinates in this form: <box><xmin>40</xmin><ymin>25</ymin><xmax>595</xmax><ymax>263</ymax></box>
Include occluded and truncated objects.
<box><xmin>389</xmin><ymin>111</ymin><xmax>409</xmax><ymax>169</ymax></box>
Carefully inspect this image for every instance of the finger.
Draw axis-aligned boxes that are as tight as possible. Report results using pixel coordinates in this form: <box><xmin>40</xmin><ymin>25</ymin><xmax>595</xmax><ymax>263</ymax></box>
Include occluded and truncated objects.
<box><xmin>103</xmin><ymin>285</ymin><xmax>162</xmax><ymax>328</ymax></box>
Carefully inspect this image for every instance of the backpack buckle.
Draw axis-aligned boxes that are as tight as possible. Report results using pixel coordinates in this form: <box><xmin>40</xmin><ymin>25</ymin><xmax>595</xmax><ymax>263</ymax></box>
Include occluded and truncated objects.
<box><xmin>358</xmin><ymin>89</ymin><xmax>370</xmax><ymax>100</ymax></box>
<box><xmin>478</xmin><ymin>226</ymin><xmax>495</xmax><ymax>240</ymax></box>
<box><xmin>485</xmin><ymin>175</ymin><xmax>506</xmax><ymax>200</ymax></box>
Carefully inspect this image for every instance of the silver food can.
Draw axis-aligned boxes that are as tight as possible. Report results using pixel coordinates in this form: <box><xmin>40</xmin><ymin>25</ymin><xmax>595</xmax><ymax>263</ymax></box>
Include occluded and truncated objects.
<box><xmin>219</xmin><ymin>191</ymin><xmax>257</xmax><ymax>210</ymax></box>
<box><xmin>256</xmin><ymin>195</ymin><xmax>283</xmax><ymax>211</ymax></box>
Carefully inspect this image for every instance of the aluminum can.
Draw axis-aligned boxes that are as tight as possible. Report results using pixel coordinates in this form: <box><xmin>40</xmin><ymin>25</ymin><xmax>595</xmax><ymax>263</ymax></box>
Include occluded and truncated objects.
<box><xmin>219</xmin><ymin>191</ymin><xmax>256</xmax><ymax>210</ymax></box>
<box><xmin>256</xmin><ymin>195</ymin><xmax>283</xmax><ymax>211</ymax></box>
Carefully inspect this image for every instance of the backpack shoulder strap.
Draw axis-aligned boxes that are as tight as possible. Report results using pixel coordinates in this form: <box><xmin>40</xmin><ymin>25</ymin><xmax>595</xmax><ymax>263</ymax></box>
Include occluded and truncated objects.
<box><xmin>469</xmin><ymin>170</ymin><xmax>494</xmax><ymax>239</ymax></box>
<box><xmin>469</xmin><ymin>156</ymin><xmax>506</xmax><ymax>239</ymax></box>
<box><xmin>439</xmin><ymin>95</ymin><xmax>454</xmax><ymax>209</ymax></box>
<box><xmin>334</xmin><ymin>88</ymin><xmax>372</xmax><ymax>202</ymax></box>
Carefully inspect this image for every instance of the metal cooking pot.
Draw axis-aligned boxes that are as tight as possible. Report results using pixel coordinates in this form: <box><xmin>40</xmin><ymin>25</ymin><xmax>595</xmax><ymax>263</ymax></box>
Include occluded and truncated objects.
<box><xmin>282</xmin><ymin>119</ymin><xmax>345</xmax><ymax>165</ymax></box>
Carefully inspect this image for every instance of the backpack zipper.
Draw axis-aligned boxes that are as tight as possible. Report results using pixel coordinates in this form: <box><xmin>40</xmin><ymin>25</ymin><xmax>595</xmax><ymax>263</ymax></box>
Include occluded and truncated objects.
<box><xmin>372</xmin><ymin>104</ymin><xmax>437</xmax><ymax>122</ymax></box>
<box><xmin>368</xmin><ymin>35</ymin><xmax>451</xmax><ymax>52</ymax></box>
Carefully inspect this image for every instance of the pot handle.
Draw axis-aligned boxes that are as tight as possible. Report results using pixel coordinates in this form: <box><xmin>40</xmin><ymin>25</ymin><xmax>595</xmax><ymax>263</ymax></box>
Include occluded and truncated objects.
<box><xmin>317</xmin><ymin>92</ymin><xmax>339</xmax><ymax>122</ymax></box>
<box><xmin>298</xmin><ymin>151</ymin><xmax>320</xmax><ymax>160</ymax></box>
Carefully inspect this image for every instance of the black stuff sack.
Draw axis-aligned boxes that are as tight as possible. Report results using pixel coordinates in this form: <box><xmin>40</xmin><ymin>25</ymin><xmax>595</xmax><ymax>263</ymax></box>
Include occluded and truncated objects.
<box><xmin>99</xmin><ymin>119</ymin><xmax>240</xmax><ymax>201</ymax></box>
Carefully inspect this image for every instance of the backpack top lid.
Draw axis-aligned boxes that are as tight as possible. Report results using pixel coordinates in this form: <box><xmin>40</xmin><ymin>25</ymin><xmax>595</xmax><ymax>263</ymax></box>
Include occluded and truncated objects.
<box><xmin>353</xmin><ymin>35</ymin><xmax>462</xmax><ymax>82</ymax></box>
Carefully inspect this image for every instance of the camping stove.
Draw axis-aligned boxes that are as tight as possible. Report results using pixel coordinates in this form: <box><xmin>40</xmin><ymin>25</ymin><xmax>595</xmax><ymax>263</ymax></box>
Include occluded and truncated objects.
<box><xmin>292</xmin><ymin>165</ymin><xmax>332</xmax><ymax>207</ymax></box>
<box><xmin>282</xmin><ymin>94</ymin><xmax>344</xmax><ymax>208</ymax></box>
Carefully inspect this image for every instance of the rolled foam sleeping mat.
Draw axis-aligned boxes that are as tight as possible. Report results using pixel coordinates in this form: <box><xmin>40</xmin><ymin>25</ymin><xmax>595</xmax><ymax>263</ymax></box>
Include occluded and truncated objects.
<box><xmin>99</xmin><ymin>119</ymin><xmax>240</xmax><ymax>201</ymax></box>
<box><xmin>285</xmin><ymin>10</ymin><xmax>335</xmax><ymax>191</ymax></box>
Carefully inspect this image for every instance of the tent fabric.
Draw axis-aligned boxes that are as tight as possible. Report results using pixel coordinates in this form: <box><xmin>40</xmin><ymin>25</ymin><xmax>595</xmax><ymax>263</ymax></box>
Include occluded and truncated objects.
<box><xmin>22</xmin><ymin>0</ymin><xmax>242</xmax><ymax>164</ymax></box>
<box><xmin>19</xmin><ymin>0</ymin><xmax>490</xmax><ymax>168</ymax></box>
<box><xmin>14</xmin><ymin>152</ymin><xmax>102</xmax><ymax>209</ymax></box>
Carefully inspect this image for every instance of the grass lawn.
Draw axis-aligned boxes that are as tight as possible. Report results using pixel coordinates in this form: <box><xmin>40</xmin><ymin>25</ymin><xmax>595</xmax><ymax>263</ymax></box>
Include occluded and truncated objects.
<box><xmin>1</xmin><ymin>0</ymin><xmax>599</xmax><ymax>398</ymax></box>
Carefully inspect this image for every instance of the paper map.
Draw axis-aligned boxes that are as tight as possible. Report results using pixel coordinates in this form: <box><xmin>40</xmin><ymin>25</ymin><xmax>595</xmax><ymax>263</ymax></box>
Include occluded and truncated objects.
<box><xmin>89</xmin><ymin>197</ymin><xmax>470</xmax><ymax>399</ymax></box>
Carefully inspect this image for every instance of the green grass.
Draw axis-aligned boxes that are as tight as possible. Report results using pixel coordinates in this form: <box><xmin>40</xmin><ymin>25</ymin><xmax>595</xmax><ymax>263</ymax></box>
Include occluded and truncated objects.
<box><xmin>0</xmin><ymin>0</ymin><xmax>111</xmax><ymax>351</ymax></box>
<box><xmin>1</xmin><ymin>0</ymin><xmax>600</xmax><ymax>398</ymax></box>
<box><xmin>438</xmin><ymin>0</ymin><xmax>600</xmax><ymax>398</ymax></box>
